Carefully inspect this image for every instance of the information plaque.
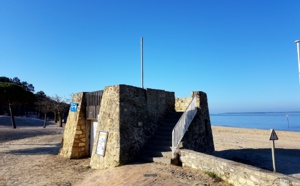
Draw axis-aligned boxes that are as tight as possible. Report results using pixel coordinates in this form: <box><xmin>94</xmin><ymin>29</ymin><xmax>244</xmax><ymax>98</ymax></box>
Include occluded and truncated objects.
<box><xmin>96</xmin><ymin>131</ymin><xmax>108</xmax><ymax>156</ymax></box>
<box><xmin>70</xmin><ymin>102</ymin><xmax>78</xmax><ymax>112</ymax></box>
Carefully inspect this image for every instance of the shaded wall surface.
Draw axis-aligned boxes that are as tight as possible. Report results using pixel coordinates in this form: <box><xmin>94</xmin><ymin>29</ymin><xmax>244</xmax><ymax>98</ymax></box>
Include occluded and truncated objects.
<box><xmin>90</xmin><ymin>85</ymin><xmax>175</xmax><ymax>169</ymax></box>
<box><xmin>182</xmin><ymin>91</ymin><xmax>215</xmax><ymax>153</ymax></box>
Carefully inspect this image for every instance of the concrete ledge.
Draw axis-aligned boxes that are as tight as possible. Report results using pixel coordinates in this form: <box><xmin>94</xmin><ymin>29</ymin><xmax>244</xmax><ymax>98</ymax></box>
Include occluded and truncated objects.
<box><xmin>179</xmin><ymin>149</ymin><xmax>300</xmax><ymax>186</ymax></box>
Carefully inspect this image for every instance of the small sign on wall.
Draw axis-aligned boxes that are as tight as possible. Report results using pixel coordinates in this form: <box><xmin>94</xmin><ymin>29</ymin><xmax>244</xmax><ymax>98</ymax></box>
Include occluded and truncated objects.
<box><xmin>96</xmin><ymin>131</ymin><xmax>108</xmax><ymax>156</ymax></box>
<box><xmin>70</xmin><ymin>102</ymin><xmax>78</xmax><ymax>112</ymax></box>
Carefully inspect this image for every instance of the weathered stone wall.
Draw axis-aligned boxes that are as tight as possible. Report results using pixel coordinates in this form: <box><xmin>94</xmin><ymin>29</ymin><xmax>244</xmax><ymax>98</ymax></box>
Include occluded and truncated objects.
<box><xmin>175</xmin><ymin>97</ymin><xmax>192</xmax><ymax>111</ymax></box>
<box><xmin>60</xmin><ymin>92</ymin><xmax>90</xmax><ymax>158</ymax></box>
<box><xmin>181</xmin><ymin>91</ymin><xmax>214</xmax><ymax>154</ymax></box>
<box><xmin>179</xmin><ymin>149</ymin><xmax>300</xmax><ymax>186</ymax></box>
<box><xmin>90</xmin><ymin>85</ymin><xmax>175</xmax><ymax>169</ymax></box>
<box><xmin>90</xmin><ymin>85</ymin><xmax>120</xmax><ymax>169</ymax></box>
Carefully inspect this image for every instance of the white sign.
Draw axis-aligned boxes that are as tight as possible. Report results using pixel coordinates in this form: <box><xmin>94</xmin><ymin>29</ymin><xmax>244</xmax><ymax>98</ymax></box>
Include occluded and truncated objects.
<box><xmin>269</xmin><ymin>129</ymin><xmax>279</xmax><ymax>140</ymax></box>
<box><xmin>96</xmin><ymin>131</ymin><xmax>108</xmax><ymax>156</ymax></box>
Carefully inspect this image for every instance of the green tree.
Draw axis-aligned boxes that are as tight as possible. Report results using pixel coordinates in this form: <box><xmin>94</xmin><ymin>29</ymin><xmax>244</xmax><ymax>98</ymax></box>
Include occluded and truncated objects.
<box><xmin>0</xmin><ymin>82</ymin><xmax>36</xmax><ymax>128</ymax></box>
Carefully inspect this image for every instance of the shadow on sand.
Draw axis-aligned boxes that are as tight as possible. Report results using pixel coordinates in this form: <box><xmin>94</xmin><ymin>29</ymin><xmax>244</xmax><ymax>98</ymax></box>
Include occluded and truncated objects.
<box><xmin>0</xmin><ymin>116</ymin><xmax>64</xmax><ymax>143</ymax></box>
<box><xmin>213</xmin><ymin>148</ymin><xmax>300</xmax><ymax>175</ymax></box>
<box><xmin>0</xmin><ymin>115</ymin><xmax>57</xmax><ymax>127</ymax></box>
<box><xmin>5</xmin><ymin>143</ymin><xmax>62</xmax><ymax>155</ymax></box>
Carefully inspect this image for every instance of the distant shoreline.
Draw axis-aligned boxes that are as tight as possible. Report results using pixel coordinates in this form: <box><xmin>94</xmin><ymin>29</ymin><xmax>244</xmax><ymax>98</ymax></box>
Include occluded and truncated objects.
<box><xmin>211</xmin><ymin>124</ymin><xmax>300</xmax><ymax>133</ymax></box>
<box><xmin>211</xmin><ymin>111</ymin><xmax>300</xmax><ymax>115</ymax></box>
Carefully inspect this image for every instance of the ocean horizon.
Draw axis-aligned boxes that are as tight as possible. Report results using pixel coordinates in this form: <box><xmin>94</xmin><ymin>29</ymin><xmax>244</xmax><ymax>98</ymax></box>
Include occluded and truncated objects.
<box><xmin>210</xmin><ymin>112</ymin><xmax>300</xmax><ymax>132</ymax></box>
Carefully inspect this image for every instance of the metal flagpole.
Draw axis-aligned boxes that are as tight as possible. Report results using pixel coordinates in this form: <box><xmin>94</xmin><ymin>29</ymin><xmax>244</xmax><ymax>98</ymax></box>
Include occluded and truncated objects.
<box><xmin>141</xmin><ymin>37</ymin><xmax>144</xmax><ymax>88</ymax></box>
<box><xmin>295</xmin><ymin>40</ymin><xmax>300</xmax><ymax>85</ymax></box>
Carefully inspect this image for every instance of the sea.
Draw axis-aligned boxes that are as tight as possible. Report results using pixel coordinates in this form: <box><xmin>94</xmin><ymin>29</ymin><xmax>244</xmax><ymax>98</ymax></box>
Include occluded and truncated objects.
<box><xmin>210</xmin><ymin>112</ymin><xmax>300</xmax><ymax>132</ymax></box>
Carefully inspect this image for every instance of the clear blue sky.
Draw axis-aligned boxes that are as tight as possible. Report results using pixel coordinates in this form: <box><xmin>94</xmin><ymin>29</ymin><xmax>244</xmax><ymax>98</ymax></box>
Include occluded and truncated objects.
<box><xmin>1</xmin><ymin>1</ymin><xmax>300</xmax><ymax>113</ymax></box>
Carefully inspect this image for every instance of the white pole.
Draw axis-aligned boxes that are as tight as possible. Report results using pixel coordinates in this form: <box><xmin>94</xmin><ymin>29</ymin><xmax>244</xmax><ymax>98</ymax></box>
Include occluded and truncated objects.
<box><xmin>141</xmin><ymin>37</ymin><xmax>144</xmax><ymax>88</ymax></box>
<box><xmin>271</xmin><ymin>139</ymin><xmax>276</xmax><ymax>172</ymax></box>
<box><xmin>295</xmin><ymin>40</ymin><xmax>300</xmax><ymax>85</ymax></box>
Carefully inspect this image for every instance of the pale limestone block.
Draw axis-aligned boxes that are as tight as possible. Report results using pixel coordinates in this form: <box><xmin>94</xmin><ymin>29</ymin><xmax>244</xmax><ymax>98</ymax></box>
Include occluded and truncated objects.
<box><xmin>75</xmin><ymin>131</ymin><xmax>82</xmax><ymax>134</ymax></box>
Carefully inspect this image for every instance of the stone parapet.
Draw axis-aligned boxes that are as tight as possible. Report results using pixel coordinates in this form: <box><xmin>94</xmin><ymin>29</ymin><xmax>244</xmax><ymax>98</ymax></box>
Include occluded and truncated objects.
<box><xmin>175</xmin><ymin>97</ymin><xmax>192</xmax><ymax>112</ymax></box>
<box><xmin>179</xmin><ymin>149</ymin><xmax>300</xmax><ymax>186</ymax></box>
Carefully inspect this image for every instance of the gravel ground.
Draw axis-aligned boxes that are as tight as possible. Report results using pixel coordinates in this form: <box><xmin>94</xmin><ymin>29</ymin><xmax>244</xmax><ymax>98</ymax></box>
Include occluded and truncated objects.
<box><xmin>0</xmin><ymin>116</ymin><xmax>229</xmax><ymax>186</ymax></box>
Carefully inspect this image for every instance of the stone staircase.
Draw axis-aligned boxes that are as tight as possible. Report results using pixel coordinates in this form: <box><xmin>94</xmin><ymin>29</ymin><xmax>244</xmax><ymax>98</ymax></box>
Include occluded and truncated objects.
<box><xmin>140</xmin><ymin>112</ymin><xmax>183</xmax><ymax>164</ymax></box>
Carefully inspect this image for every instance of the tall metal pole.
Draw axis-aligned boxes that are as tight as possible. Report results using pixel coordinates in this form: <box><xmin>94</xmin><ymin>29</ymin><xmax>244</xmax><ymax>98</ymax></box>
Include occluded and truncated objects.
<box><xmin>295</xmin><ymin>40</ymin><xmax>300</xmax><ymax>85</ymax></box>
<box><xmin>141</xmin><ymin>37</ymin><xmax>144</xmax><ymax>88</ymax></box>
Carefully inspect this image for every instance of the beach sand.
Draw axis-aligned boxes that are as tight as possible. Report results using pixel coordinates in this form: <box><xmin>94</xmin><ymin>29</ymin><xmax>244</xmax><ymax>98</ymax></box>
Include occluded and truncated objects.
<box><xmin>1</xmin><ymin>116</ymin><xmax>299</xmax><ymax>185</ymax></box>
<box><xmin>0</xmin><ymin>116</ymin><xmax>229</xmax><ymax>186</ymax></box>
<box><xmin>212</xmin><ymin>126</ymin><xmax>300</xmax><ymax>178</ymax></box>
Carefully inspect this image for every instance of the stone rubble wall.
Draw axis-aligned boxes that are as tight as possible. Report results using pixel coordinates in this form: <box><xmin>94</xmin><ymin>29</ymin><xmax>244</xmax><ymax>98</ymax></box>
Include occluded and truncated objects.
<box><xmin>179</xmin><ymin>149</ymin><xmax>300</xmax><ymax>186</ymax></box>
<box><xmin>90</xmin><ymin>85</ymin><xmax>120</xmax><ymax>169</ymax></box>
<box><xmin>90</xmin><ymin>85</ymin><xmax>175</xmax><ymax>169</ymax></box>
<box><xmin>60</xmin><ymin>92</ymin><xmax>89</xmax><ymax>158</ymax></box>
<box><xmin>175</xmin><ymin>97</ymin><xmax>192</xmax><ymax>112</ymax></box>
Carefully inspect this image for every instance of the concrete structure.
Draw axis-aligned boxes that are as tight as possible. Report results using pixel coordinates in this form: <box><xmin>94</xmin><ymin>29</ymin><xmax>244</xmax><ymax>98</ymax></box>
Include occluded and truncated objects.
<box><xmin>60</xmin><ymin>84</ymin><xmax>214</xmax><ymax>169</ymax></box>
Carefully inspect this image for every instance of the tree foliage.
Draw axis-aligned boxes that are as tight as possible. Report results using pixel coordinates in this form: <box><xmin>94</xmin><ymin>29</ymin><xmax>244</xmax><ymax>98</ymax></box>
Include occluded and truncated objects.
<box><xmin>0</xmin><ymin>82</ymin><xmax>36</xmax><ymax>104</ymax></box>
<box><xmin>0</xmin><ymin>76</ymin><xmax>70</xmax><ymax>128</ymax></box>
<box><xmin>0</xmin><ymin>76</ymin><xmax>35</xmax><ymax>93</ymax></box>
<box><xmin>0</xmin><ymin>82</ymin><xmax>36</xmax><ymax>128</ymax></box>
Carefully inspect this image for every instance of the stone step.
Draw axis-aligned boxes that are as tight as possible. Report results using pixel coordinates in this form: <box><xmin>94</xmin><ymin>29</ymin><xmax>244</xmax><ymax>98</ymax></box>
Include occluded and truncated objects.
<box><xmin>153</xmin><ymin>135</ymin><xmax>172</xmax><ymax>141</ymax></box>
<box><xmin>155</xmin><ymin>130</ymin><xmax>172</xmax><ymax>136</ymax></box>
<box><xmin>163</xmin><ymin>117</ymin><xmax>181</xmax><ymax>123</ymax></box>
<box><xmin>139</xmin><ymin>111</ymin><xmax>182</xmax><ymax>165</ymax></box>
<box><xmin>140</xmin><ymin>156</ymin><xmax>171</xmax><ymax>164</ymax></box>
<box><xmin>157</xmin><ymin>124</ymin><xmax>175</xmax><ymax>132</ymax></box>
<box><xmin>144</xmin><ymin>144</ymin><xmax>172</xmax><ymax>151</ymax></box>
<box><xmin>149</xmin><ymin>139</ymin><xmax>171</xmax><ymax>146</ymax></box>
<box><xmin>158</xmin><ymin>124</ymin><xmax>176</xmax><ymax>130</ymax></box>
<box><xmin>141</xmin><ymin>150</ymin><xmax>172</xmax><ymax>157</ymax></box>
<box><xmin>163</xmin><ymin>119</ymin><xmax>179</xmax><ymax>123</ymax></box>
<box><xmin>153</xmin><ymin>157</ymin><xmax>171</xmax><ymax>164</ymax></box>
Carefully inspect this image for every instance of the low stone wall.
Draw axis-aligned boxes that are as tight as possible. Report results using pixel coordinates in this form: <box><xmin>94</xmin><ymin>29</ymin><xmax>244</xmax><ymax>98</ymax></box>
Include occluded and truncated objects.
<box><xmin>90</xmin><ymin>85</ymin><xmax>175</xmax><ymax>169</ymax></box>
<box><xmin>179</xmin><ymin>149</ymin><xmax>300</xmax><ymax>186</ymax></box>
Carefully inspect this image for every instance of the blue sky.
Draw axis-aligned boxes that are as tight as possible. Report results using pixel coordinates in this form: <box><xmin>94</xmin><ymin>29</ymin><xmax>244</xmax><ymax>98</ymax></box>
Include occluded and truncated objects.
<box><xmin>0</xmin><ymin>1</ymin><xmax>300</xmax><ymax>113</ymax></box>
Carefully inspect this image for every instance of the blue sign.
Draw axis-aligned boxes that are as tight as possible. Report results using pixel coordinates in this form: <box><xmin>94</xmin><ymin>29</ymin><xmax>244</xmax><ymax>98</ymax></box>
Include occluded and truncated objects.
<box><xmin>70</xmin><ymin>102</ymin><xmax>78</xmax><ymax>112</ymax></box>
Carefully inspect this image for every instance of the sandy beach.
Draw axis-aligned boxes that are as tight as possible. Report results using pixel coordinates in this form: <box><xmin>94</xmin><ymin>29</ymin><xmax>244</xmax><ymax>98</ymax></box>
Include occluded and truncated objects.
<box><xmin>1</xmin><ymin>116</ymin><xmax>299</xmax><ymax>185</ymax></box>
<box><xmin>212</xmin><ymin>126</ymin><xmax>300</xmax><ymax>178</ymax></box>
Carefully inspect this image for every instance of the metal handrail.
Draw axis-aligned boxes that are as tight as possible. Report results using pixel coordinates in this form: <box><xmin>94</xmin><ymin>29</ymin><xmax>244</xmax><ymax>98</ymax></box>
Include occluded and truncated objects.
<box><xmin>172</xmin><ymin>95</ymin><xmax>197</xmax><ymax>159</ymax></box>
